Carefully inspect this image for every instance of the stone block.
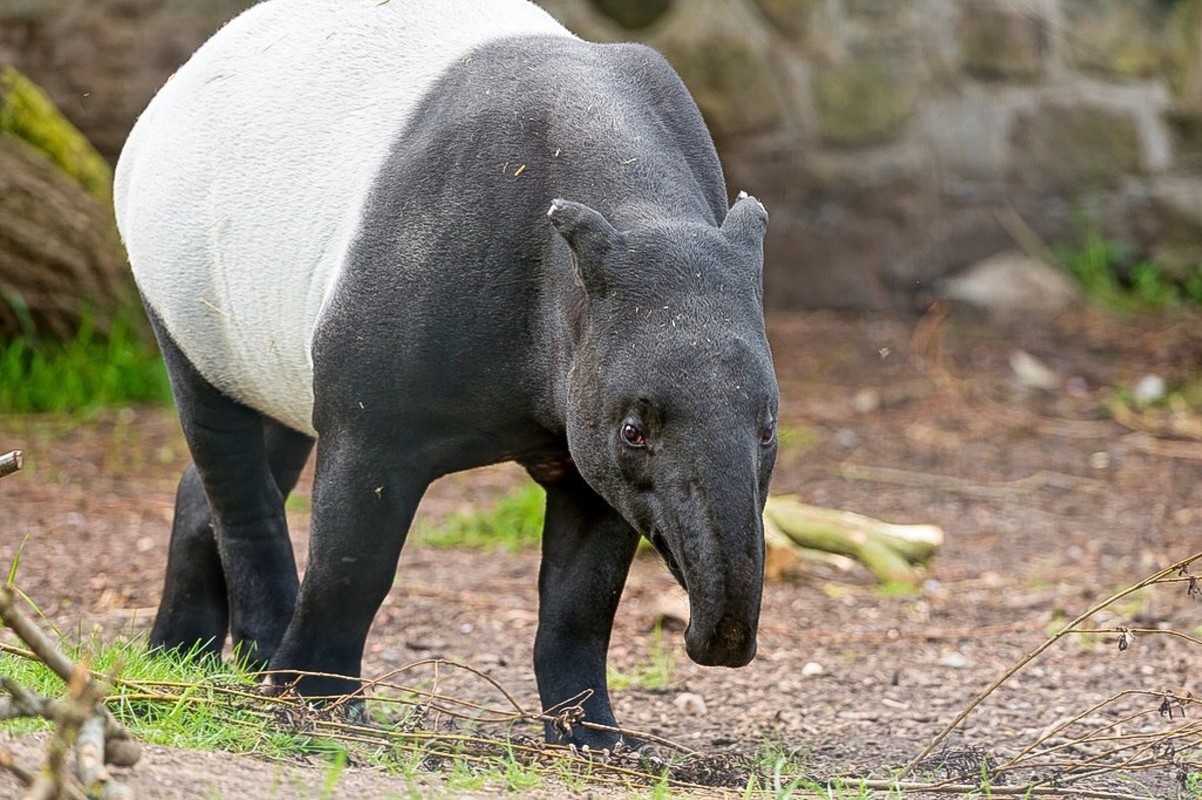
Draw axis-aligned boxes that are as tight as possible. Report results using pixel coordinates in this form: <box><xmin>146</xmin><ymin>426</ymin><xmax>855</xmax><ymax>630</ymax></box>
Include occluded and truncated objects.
<box><xmin>0</xmin><ymin>0</ymin><xmax>257</xmax><ymax>162</ymax></box>
<box><xmin>812</xmin><ymin>50</ymin><xmax>917</xmax><ymax>147</ymax></box>
<box><xmin>751</xmin><ymin>0</ymin><xmax>823</xmax><ymax>41</ymax></box>
<box><xmin>919</xmin><ymin>91</ymin><xmax>1015</xmax><ymax>178</ymax></box>
<box><xmin>1164</xmin><ymin>0</ymin><xmax>1202</xmax><ymax>102</ymax></box>
<box><xmin>654</xmin><ymin>0</ymin><xmax>785</xmax><ymax>139</ymax></box>
<box><xmin>845</xmin><ymin>0</ymin><xmax>905</xmax><ymax>19</ymax></box>
<box><xmin>1062</xmin><ymin>0</ymin><xmax>1172</xmax><ymax>80</ymax></box>
<box><xmin>958</xmin><ymin>0</ymin><xmax>1047</xmax><ymax>81</ymax></box>
<box><xmin>587</xmin><ymin>0</ymin><xmax>671</xmax><ymax>30</ymax></box>
<box><xmin>1167</xmin><ymin>106</ymin><xmax>1202</xmax><ymax>169</ymax></box>
<box><xmin>1149</xmin><ymin>176</ymin><xmax>1202</xmax><ymax>281</ymax></box>
<box><xmin>723</xmin><ymin>139</ymin><xmax>944</xmax><ymax>310</ymax></box>
<box><xmin>1010</xmin><ymin>102</ymin><xmax>1142</xmax><ymax>191</ymax></box>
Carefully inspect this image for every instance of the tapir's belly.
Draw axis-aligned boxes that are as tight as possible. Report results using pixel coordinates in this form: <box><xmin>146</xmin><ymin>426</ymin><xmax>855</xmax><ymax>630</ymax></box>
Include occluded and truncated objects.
<box><xmin>114</xmin><ymin>0</ymin><xmax>572</xmax><ymax>436</ymax></box>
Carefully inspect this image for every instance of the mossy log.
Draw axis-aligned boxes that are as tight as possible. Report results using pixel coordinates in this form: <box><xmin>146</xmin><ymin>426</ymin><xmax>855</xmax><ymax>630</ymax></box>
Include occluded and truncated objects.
<box><xmin>763</xmin><ymin>495</ymin><xmax>943</xmax><ymax>587</ymax></box>
<box><xmin>0</xmin><ymin>67</ymin><xmax>136</xmax><ymax>341</ymax></box>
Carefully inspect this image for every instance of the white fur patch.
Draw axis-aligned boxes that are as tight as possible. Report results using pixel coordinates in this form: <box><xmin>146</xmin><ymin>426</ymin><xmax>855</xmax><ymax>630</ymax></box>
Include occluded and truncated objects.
<box><xmin>114</xmin><ymin>0</ymin><xmax>574</xmax><ymax>435</ymax></box>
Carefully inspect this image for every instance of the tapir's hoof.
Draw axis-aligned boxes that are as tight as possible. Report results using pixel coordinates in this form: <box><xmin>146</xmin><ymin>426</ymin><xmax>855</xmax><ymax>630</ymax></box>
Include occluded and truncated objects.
<box><xmin>257</xmin><ymin>675</ymin><xmax>368</xmax><ymax>724</ymax></box>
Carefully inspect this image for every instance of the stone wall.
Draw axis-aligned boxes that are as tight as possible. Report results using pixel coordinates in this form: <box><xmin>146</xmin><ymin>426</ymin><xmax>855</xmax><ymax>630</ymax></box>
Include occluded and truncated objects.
<box><xmin>4</xmin><ymin>0</ymin><xmax>1200</xmax><ymax>311</ymax></box>
<box><xmin>541</xmin><ymin>0</ymin><xmax>1202</xmax><ymax>309</ymax></box>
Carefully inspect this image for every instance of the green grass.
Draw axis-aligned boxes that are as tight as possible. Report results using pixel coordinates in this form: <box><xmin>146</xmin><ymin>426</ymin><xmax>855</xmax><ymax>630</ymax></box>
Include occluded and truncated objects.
<box><xmin>1058</xmin><ymin>231</ymin><xmax>1202</xmax><ymax>311</ymax></box>
<box><xmin>0</xmin><ymin>310</ymin><xmax>172</xmax><ymax>413</ymax></box>
<box><xmin>1183</xmin><ymin>770</ymin><xmax>1202</xmax><ymax>799</ymax></box>
<box><xmin>0</xmin><ymin>636</ymin><xmax>309</xmax><ymax>755</ymax></box>
<box><xmin>412</xmin><ymin>484</ymin><xmax>545</xmax><ymax>551</ymax></box>
<box><xmin>742</xmin><ymin>741</ymin><xmax>914</xmax><ymax>799</ymax></box>
<box><xmin>608</xmin><ymin>624</ymin><xmax>677</xmax><ymax>691</ymax></box>
<box><xmin>0</xmin><ymin>628</ymin><xmax>690</xmax><ymax>795</ymax></box>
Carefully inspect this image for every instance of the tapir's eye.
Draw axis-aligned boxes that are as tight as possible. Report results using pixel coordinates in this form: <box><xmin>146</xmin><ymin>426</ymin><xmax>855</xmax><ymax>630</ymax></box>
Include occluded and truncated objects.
<box><xmin>621</xmin><ymin>420</ymin><xmax>647</xmax><ymax>448</ymax></box>
<box><xmin>759</xmin><ymin>420</ymin><xmax>776</xmax><ymax>447</ymax></box>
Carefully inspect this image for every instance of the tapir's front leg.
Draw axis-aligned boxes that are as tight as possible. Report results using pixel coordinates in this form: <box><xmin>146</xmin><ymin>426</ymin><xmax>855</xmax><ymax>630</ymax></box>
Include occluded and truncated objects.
<box><xmin>268</xmin><ymin>431</ymin><xmax>428</xmax><ymax>699</ymax></box>
<box><xmin>535</xmin><ymin>470</ymin><xmax>640</xmax><ymax>749</ymax></box>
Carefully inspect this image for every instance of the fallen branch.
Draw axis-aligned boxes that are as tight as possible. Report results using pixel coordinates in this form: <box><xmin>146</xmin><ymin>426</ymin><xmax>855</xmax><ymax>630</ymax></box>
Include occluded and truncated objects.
<box><xmin>1122</xmin><ymin>432</ymin><xmax>1202</xmax><ymax>461</ymax></box>
<box><xmin>0</xmin><ymin>584</ymin><xmax>139</xmax><ymax>798</ymax></box>
<box><xmin>764</xmin><ymin>495</ymin><xmax>942</xmax><ymax>587</ymax></box>
<box><xmin>1111</xmin><ymin>402</ymin><xmax>1202</xmax><ymax>441</ymax></box>
<box><xmin>0</xmin><ymin>450</ymin><xmax>23</xmax><ymax>479</ymax></box>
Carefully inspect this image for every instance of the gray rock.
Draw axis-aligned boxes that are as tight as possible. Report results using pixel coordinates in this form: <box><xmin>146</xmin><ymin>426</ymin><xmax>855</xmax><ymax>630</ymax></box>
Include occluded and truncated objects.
<box><xmin>938</xmin><ymin>250</ymin><xmax>1081</xmax><ymax>320</ymax></box>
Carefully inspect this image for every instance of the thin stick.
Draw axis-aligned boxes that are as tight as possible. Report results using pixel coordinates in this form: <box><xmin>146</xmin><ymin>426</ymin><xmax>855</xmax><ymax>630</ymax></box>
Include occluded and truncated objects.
<box><xmin>851</xmin><ymin>777</ymin><xmax>1168</xmax><ymax>800</ymax></box>
<box><xmin>0</xmin><ymin>586</ymin><xmax>77</xmax><ymax>683</ymax></box>
<box><xmin>76</xmin><ymin>715</ymin><xmax>109</xmax><ymax>788</ymax></box>
<box><xmin>0</xmin><ymin>450</ymin><xmax>23</xmax><ymax>479</ymax></box>
<box><xmin>900</xmin><ymin>551</ymin><xmax>1202</xmax><ymax>777</ymax></box>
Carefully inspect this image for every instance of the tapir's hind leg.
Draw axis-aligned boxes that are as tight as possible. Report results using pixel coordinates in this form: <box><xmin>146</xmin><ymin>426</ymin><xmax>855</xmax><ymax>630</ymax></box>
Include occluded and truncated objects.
<box><xmin>150</xmin><ymin>420</ymin><xmax>315</xmax><ymax>657</ymax></box>
<box><xmin>532</xmin><ymin>468</ymin><xmax>640</xmax><ymax>749</ymax></box>
<box><xmin>150</xmin><ymin>462</ymin><xmax>228</xmax><ymax>657</ymax></box>
<box><xmin>148</xmin><ymin>314</ymin><xmax>313</xmax><ymax>665</ymax></box>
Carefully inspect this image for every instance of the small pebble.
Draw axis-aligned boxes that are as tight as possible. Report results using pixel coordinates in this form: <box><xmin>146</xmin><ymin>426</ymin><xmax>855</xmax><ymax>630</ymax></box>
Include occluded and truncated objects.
<box><xmin>673</xmin><ymin>692</ymin><xmax>707</xmax><ymax>716</ymax></box>
<box><xmin>801</xmin><ymin>661</ymin><xmax>824</xmax><ymax>678</ymax></box>
<box><xmin>1133</xmin><ymin>374</ymin><xmax>1166</xmax><ymax>406</ymax></box>
<box><xmin>852</xmin><ymin>388</ymin><xmax>879</xmax><ymax>414</ymax></box>
<box><xmin>1089</xmin><ymin>451</ymin><xmax>1110</xmax><ymax>470</ymax></box>
<box><xmin>1009</xmin><ymin>349</ymin><xmax>1059</xmax><ymax>392</ymax></box>
<box><xmin>938</xmin><ymin>652</ymin><xmax>969</xmax><ymax>669</ymax></box>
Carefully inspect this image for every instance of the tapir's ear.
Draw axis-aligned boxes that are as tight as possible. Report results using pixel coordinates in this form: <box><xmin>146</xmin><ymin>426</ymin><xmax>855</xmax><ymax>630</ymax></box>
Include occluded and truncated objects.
<box><xmin>721</xmin><ymin>191</ymin><xmax>769</xmax><ymax>250</ymax></box>
<box><xmin>548</xmin><ymin>198</ymin><xmax>622</xmax><ymax>295</ymax></box>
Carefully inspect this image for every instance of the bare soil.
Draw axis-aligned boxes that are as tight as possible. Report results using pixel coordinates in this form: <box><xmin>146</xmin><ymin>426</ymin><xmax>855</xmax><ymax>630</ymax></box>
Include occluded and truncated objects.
<box><xmin>3</xmin><ymin>307</ymin><xmax>1202</xmax><ymax>798</ymax></box>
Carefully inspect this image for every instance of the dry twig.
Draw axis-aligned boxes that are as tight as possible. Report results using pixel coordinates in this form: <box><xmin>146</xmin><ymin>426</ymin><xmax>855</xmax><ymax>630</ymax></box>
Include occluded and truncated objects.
<box><xmin>0</xmin><ymin>584</ymin><xmax>139</xmax><ymax>798</ymax></box>
<box><xmin>0</xmin><ymin>450</ymin><xmax>23</xmax><ymax>479</ymax></box>
<box><xmin>899</xmin><ymin>551</ymin><xmax>1202</xmax><ymax>795</ymax></box>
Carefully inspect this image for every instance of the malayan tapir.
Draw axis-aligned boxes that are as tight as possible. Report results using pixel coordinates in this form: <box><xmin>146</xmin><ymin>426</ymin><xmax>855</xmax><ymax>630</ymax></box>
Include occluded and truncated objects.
<box><xmin>114</xmin><ymin>0</ymin><xmax>777</xmax><ymax>748</ymax></box>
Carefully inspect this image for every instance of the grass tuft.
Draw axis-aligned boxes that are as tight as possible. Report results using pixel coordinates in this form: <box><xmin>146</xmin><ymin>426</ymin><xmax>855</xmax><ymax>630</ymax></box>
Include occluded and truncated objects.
<box><xmin>0</xmin><ymin>310</ymin><xmax>172</xmax><ymax>413</ymax></box>
<box><xmin>1058</xmin><ymin>231</ymin><xmax>1202</xmax><ymax>311</ymax></box>
<box><xmin>413</xmin><ymin>484</ymin><xmax>545</xmax><ymax>551</ymax></box>
<box><xmin>608</xmin><ymin>624</ymin><xmax>677</xmax><ymax>691</ymax></box>
<box><xmin>0</xmin><ymin>636</ymin><xmax>308</xmax><ymax>756</ymax></box>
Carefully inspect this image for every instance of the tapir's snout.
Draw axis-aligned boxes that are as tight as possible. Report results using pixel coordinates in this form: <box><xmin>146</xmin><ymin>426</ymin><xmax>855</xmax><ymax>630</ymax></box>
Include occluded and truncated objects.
<box><xmin>654</xmin><ymin>473</ymin><xmax>766</xmax><ymax>669</ymax></box>
<box><xmin>684</xmin><ymin>613</ymin><xmax>758</xmax><ymax>667</ymax></box>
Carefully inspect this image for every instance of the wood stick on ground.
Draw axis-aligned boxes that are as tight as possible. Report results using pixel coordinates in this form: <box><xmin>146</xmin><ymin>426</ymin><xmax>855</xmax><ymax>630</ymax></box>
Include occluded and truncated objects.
<box><xmin>764</xmin><ymin>495</ymin><xmax>943</xmax><ymax>586</ymax></box>
<box><xmin>0</xmin><ymin>450</ymin><xmax>23</xmax><ymax>479</ymax></box>
<box><xmin>77</xmin><ymin>715</ymin><xmax>134</xmax><ymax>800</ymax></box>
<box><xmin>0</xmin><ymin>586</ymin><xmax>78</xmax><ymax>684</ymax></box>
<box><xmin>0</xmin><ymin>585</ymin><xmax>141</xmax><ymax>791</ymax></box>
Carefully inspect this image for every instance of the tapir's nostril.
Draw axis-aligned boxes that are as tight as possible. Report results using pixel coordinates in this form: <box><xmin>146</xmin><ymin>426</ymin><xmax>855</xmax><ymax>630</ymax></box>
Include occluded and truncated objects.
<box><xmin>684</xmin><ymin>617</ymin><xmax>757</xmax><ymax>667</ymax></box>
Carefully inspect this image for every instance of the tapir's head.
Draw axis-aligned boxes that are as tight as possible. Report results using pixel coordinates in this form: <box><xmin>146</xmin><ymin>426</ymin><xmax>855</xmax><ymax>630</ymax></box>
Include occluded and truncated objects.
<box><xmin>548</xmin><ymin>194</ymin><xmax>777</xmax><ymax>668</ymax></box>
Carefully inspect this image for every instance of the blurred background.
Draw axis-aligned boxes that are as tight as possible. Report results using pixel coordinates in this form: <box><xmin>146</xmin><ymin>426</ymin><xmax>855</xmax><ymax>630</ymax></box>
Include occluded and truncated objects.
<box><xmin>1</xmin><ymin>0</ymin><xmax>1201</xmax><ymax>360</ymax></box>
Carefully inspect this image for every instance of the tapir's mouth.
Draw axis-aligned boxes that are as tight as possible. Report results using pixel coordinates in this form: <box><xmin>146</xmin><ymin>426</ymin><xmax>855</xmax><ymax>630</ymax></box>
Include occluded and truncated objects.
<box><xmin>648</xmin><ymin>530</ymin><xmax>686</xmax><ymax>590</ymax></box>
<box><xmin>649</xmin><ymin>527</ymin><xmax>760</xmax><ymax>669</ymax></box>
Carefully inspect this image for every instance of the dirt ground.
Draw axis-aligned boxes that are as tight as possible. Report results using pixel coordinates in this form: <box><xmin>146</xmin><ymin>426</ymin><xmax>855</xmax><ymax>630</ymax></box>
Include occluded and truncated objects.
<box><xmin>2</xmin><ymin>307</ymin><xmax>1202</xmax><ymax>798</ymax></box>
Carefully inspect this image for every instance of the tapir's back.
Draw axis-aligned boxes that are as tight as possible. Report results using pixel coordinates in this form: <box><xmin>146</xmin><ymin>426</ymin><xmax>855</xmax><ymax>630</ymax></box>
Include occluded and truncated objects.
<box><xmin>114</xmin><ymin>0</ymin><xmax>573</xmax><ymax>435</ymax></box>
